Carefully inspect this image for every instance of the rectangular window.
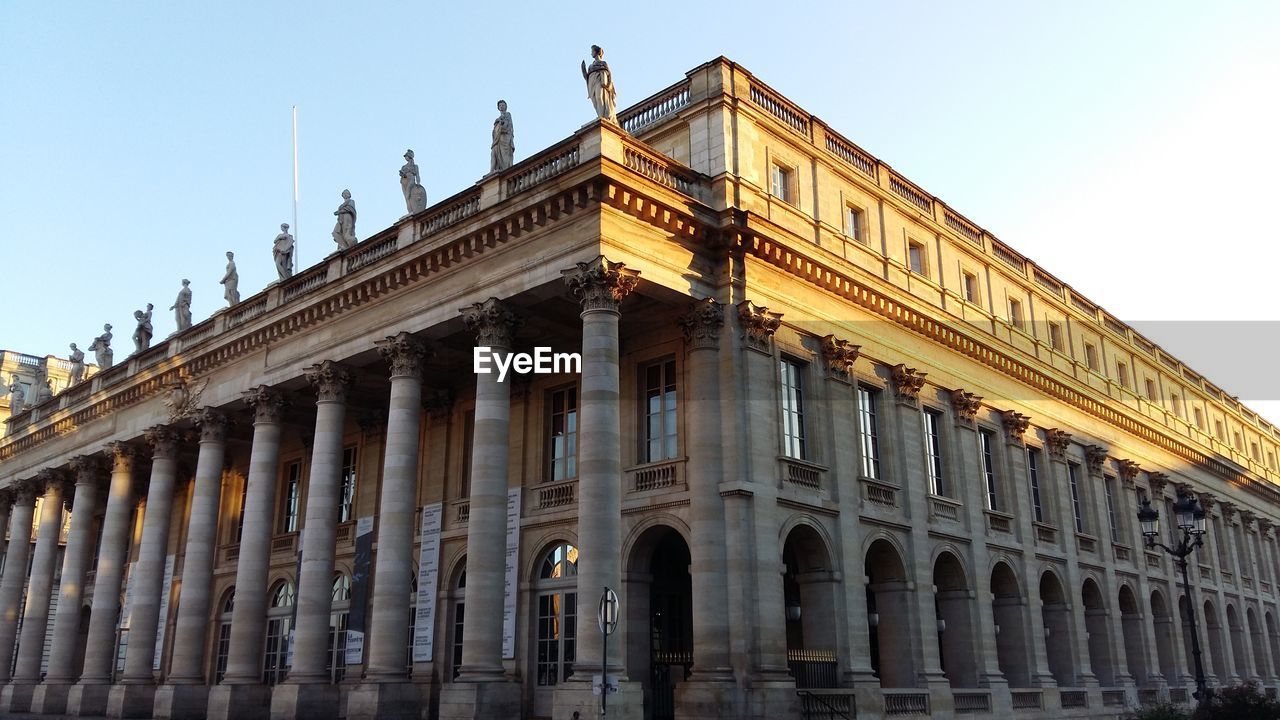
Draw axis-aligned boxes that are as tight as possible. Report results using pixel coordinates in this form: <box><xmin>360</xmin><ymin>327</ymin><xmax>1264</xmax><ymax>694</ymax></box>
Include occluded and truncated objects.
<box><xmin>235</xmin><ymin>479</ymin><xmax>248</xmax><ymax>544</ymax></box>
<box><xmin>339</xmin><ymin>446</ymin><xmax>357</xmax><ymax>523</ymax></box>
<box><xmin>1172</xmin><ymin>394</ymin><xmax>1184</xmax><ymax>418</ymax></box>
<box><xmin>980</xmin><ymin>429</ymin><xmax>999</xmax><ymax>510</ymax></box>
<box><xmin>847</xmin><ymin>206</ymin><xmax>865</xmax><ymax>242</ymax></box>
<box><xmin>1251</xmin><ymin>442</ymin><xmax>1261</xmax><ymax>461</ymax></box>
<box><xmin>642</xmin><ymin>359</ymin><xmax>678</xmax><ymax>463</ymax></box>
<box><xmin>1269</xmin><ymin>451</ymin><xmax>1276</xmax><ymax>471</ymax></box>
<box><xmin>770</xmin><ymin>163</ymin><xmax>793</xmax><ymax>203</ymax></box>
<box><xmin>460</xmin><ymin>410</ymin><xmax>475</xmax><ymax>498</ymax></box>
<box><xmin>1103</xmin><ymin>475</ymin><xmax>1119</xmax><ymax>543</ymax></box>
<box><xmin>908</xmin><ymin>241</ymin><xmax>926</xmax><ymax>275</ymax></box>
<box><xmin>963</xmin><ymin>271</ymin><xmax>980</xmax><ymax>303</ymax></box>
<box><xmin>1009</xmin><ymin>298</ymin><xmax>1024</xmax><ymax>329</ymax></box>
<box><xmin>1116</xmin><ymin>361</ymin><xmax>1130</xmax><ymax>388</ymax></box>
<box><xmin>1234</xmin><ymin>432</ymin><xmax>1244</xmax><ymax>452</ymax></box>
<box><xmin>780</xmin><ymin>359</ymin><xmax>807</xmax><ymax>460</ymax></box>
<box><xmin>547</xmin><ymin>387</ymin><xmax>579</xmax><ymax>482</ymax></box>
<box><xmin>1215</xmin><ymin>420</ymin><xmax>1225</xmax><ymax>441</ymax></box>
<box><xmin>858</xmin><ymin>386</ymin><xmax>881</xmax><ymax>479</ymax></box>
<box><xmin>1048</xmin><ymin>322</ymin><xmax>1064</xmax><ymax>352</ymax></box>
<box><xmin>1028</xmin><ymin>448</ymin><xmax>1044</xmax><ymax>523</ymax></box>
<box><xmin>923</xmin><ymin>409</ymin><xmax>946</xmax><ymax>496</ymax></box>
<box><xmin>1084</xmin><ymin>343</ymin><xmax>1099</xmax><ymax>372</ymax></box>
<box><xmin>1068</xmin><ymin>463</ymin><xmax>1085</xmax><ymax>533</ymax></box>
<box><xmin>1194</xmin><ymin>408</ymin><xmax>1205</xmax><ymax>430</ymax></box>
<box><xmin>280</xmin><ymin>461</ymin><xmax>301</xmax><ymax>534</ymax></box>
<box><xmin>1144</xmin><ymin>378</ymin><xmax>1158</xmax><ymax>402</ymax></box>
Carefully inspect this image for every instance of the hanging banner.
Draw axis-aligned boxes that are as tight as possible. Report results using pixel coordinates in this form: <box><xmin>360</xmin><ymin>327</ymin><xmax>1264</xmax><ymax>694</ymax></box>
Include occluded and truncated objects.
<box><xmin>412</xmin><ymin>503</ymin><xmax>443</xmax><ymax>662</ymax></box>
<box><xmin>153</xmin><ymin>554</ymin><xmax>176</xmax><ymax>670</ymax></box>
<box><xmin>286</xmin><ymin>549</ymin><xmax>302</xmax><ymax>667</ymax></box>
<box><xmin>119</xmin><ymin>561</ymin><xmax>135</xmax><ymax>630</ymax></box>
<box><xmin>345</xmin><ymin>515</ymin><xmax>375</xmax><ymax>665</ymax></box>
<box><xmin>502</xmin><ymin>487</ymin><xmax>522</xmax><ymax>659</ymax></box>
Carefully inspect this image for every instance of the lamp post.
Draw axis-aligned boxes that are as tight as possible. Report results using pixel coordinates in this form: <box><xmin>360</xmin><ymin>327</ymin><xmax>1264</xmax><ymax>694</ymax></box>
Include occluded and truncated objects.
<box><xmin>1137</xmin><ymin>492</ymin><xmax>1210</xmax><ymax>706</ymax></box>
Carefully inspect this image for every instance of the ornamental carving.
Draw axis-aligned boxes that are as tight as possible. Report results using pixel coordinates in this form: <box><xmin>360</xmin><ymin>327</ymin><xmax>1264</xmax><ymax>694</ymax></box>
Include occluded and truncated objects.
<box><xmin>1258</xmin><ymin>518</ymin><xmax>1274</xmax><ymax>535</ymax></box>
<box><xmin>561</xmin><ymin>255</ymin><xmax>640</xmax><ymax>313</ymax></box>
<box><xmin>306</xmin><ymin>361</ymin><xmax>355</xmax><ymax>404</ymax></box>
<box><xmin>461</xmin><ymin>297</ymin><xmax>521</xmax><ymax>349</ymax></box>
<box><xmin>736</xmin><ymin>301</ymin><xmax>782</xmax><ymax>352</ymax></box>
<box><xmin>1118</xmin><ymin>460</ymin><xmax>1141</xmax><ymax>488</ymax></box>
<box><xmin>1174</xmin><ymin>481</ymin><xmax>1196</xmax><ymax>498</ymax></box>
<box><xmin>821</xmin><ymin>335</ymin><xmax>861</xmax><ymax>380</ymax></box>
<box><xmin>678</xmin><ymin>298</ymin><xmax>724</xmax><ymax>352</ymax></box>
<box><xmin>1147</xmin><ymin>471</ymin><xmax>1169</xmax><ymax>497</ymax></box>
<box><xmin>1002</xmin><ymin>411</ymin><xmax>1031</xmax><ymax>443</ymax></box>
<box><xmin>163</xmin><ymin>377</ymin><xmax>208</xmax><ymax>424</ymax></box>
<box><xmin>1198</xmin><ymin>492</ymin><xmax>1217</xmax><ymax>511</ymax></box>
<box><xmin>950</xmin><ymin>390</ymin><xmax>983</xmax><ymax>423</ymax></box>
<box><xmin>1240</xmin><ymin>510</ymin><xmax>1257</xmax><ymax>529</ymax></box>
<box><xmin>891</xmin><ymin>365</ymin><xmax>927</xmax><ymax>403</ymax></box>
<box><xmin>244</xmin><ymin>386</ymin><xmax>289</xmax><ymax>425</ymax></box>
<box><xmin>1085</xmin><ymin>445</ymin><xmax>1108</xmax><ymax>476</ymax></box>
<box><xmin>68</xmin><ymin>454</ymin><xmax>105</xmax><ymax>485</ymax></box>
<box><xmin>377</xmin><ymin>332</ymin><xmax>431</xmax><ymax>379</ymax></box>
<box><xmin>195</xmin><ymin>408</ymin><xmax>230</xmax><ymax>444</ymax></box>
<box><xmin>10</xmin><ymin>477</ymin><xmax>41</xmax><ymax>505</ymax></box>
<box><xmin>104</xmin><ymin>441</ymin><xmax>139</xmax><ymax>472</ymax></box>
<box><xmin>1045</xmin><ymin>429</ymin><xmax>1071</xmax><ymax>459</ymax></box>
<box><xmin>144</xmin><ymin>425</ymin><xmax>181</xmax><ymax>459</ymax></box>
<box><xmin>423</xmin><ymin>388</ymin><xmax>455</xmax><ymax>420</ymax></box>
<box><xmin>1220</xmin><ymin>501</ymin><xmax>1238</xmax><ymax>520</ymax></box>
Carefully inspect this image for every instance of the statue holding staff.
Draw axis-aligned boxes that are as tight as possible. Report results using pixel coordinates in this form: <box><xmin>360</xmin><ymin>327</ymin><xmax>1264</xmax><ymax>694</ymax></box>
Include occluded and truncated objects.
<box><xmin>581</xmin><ymin>45</ymin><xmax>618</xmax><ymax>123</ymax></box>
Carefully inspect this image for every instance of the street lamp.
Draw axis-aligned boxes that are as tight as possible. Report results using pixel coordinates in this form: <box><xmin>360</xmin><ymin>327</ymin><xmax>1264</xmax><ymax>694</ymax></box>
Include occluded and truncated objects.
<box><xmin>1138</xmin><ymin>492</ymin><xmax>1210</xmax><ymax>705</ymax></box>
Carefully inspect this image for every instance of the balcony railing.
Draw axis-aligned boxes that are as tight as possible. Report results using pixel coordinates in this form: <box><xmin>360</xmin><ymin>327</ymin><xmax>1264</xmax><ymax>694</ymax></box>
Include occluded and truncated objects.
<box><xmin>985</xmin><ymin>510</ymin><xmax>1013</xmax><ymax>534</ymax></box>
<box><xmin>627</xmin><ymin>459</ymin><xmax>684</xmax><ymax>493</ymax></box>
<box><xmin>1034</xmin><ymin>522</ymin><xmax>1058</xmax><ymax>544</ymax></box>
<box><xmin>928</xmin><ymin>495</ymin><xmax>961</xmax><ymax>523</ymax></box>
<box><xmin>1059</xmin><ymin>689</ymin><xmax>1088</xmax><ymax>708</ymax></box>
<box><xmin>860</xmin><ymin>478</ymin><xmax>898</xmax><ymax>509</ymax></box>
<box><xmin>882</xmin><ymin>690</ymin><xmax>929</xmax><ymax>716</ymax></box>
<box><xmin>533</xmin><ymin>479</ymin><xmax>576</xmax><ymax>511</ymax></box>
<box><xmin>782</xmin><ymin>458</ymin><xmax>825</xmax><ymax>491</ymax></box>
<box><xmin>953</xmin><ymin>691</ymin><xmax>991</xmax><ymax>714</ymax></box>
<box><xmin>787</xmin><ymin>649</ymin><xmax>838</xmax><ymax>689</ymax></box>
<box><xmin>1010</xmin><ymin>689</ymin><xmax>1043</xmax><ymax>710</ymax></box>
<box><xmin>1101</xmin><ymin>689</ymin><xmax>1127</xmax><ymax>707</ymax></box>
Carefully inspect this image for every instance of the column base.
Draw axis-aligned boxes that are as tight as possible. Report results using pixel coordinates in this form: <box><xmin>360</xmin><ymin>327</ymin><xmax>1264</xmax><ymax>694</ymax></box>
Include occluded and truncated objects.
<box><xmin>67</xmin><ymin>681</ymin><xmax>115</xmax><ymax>716</ymax></box>
<box><xmin>32</xmin><ymin>682</ymin><xmax>76</xmax><ymax>714</ymax></box>
<box><xmin>741</xmin><ymin>677</ymin><xmax>801</xmax><ymax>720</ymax></box>
<box><xmin>674</xmin><ymin>679</ymin><xmax>745</xmax><ymax>719</ymax></box>
<box><xmin>206</xmin><ymin>682</ymin><xmax>273</xmax><ymax>720</ymax></box>
<box><xmin>270</xmin><ymin>682</ymin><xmax>341</xmax><ymax>720</ymax></box>
<box><xmin>107</xmin><ymin>682</ymin><xmax>158</xmax><ymax>718</ymax></box>
<box><xmin>154</xmin><ymin>683</ymin><xmax>212</xmax><ymax>720</ymax></box>
<box><xmin>347</xmin><ymin>680</ymin><xmax>423</xmax><ymax>720</ymax></box>
<box><xmin>0</xmin><ymin>681</ymin><xmax>37</xmax><ymax>713</ymax></box>
<box><xmin>552</xmin><ymin>677</ymin><xmax>643</xmax><ymax>720</ymax></box>
<box><xmin>439</xmin><ymin>679</ymin><xmax>522</xmax><ymax>720</ymax></box>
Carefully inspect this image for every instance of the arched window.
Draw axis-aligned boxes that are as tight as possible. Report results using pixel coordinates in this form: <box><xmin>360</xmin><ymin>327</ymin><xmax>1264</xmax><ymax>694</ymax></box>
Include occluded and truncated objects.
<box><xmin>449</xmin><ymin>563</ymin><xmax>467</xmax><ymax>680</ymax></box>
<box><xmin>262</xmin><ymin>580</ymin><xmax>294</xmax><ymax>685</ymax></box>
<box><xmin>534</xmin><ymin>543</ymin><xmax>578</xmax><ymax>692</ymax></box>
<box><xmin>328</xmin><ymin>573</ymin><xmax>351</xmax><ymax>683</ymax></box>
<box><xmin>214</xmin><ymin>588</ymin><xmax>235</xmax><ymax>683</ymax></box>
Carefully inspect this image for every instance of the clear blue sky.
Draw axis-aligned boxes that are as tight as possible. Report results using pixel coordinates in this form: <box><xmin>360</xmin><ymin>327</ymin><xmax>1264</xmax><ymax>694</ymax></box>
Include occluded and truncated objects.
<box><xmin>3</xmin><ymin>1</ymin><xmax>1277</xmax><ymax>418</ymax></box>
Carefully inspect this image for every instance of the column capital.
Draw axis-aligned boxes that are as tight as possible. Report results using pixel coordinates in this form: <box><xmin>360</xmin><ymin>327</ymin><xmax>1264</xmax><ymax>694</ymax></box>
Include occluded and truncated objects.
<box><xmin>1198</xmin><ymin>492</ymin><xmax>1217</xmax><ymax>511</ymax></box>
<box><xmin>1045</xmin><ymin>428</ymin><xmax>1071</xmax><ymax>459</ymax></box>
<box><xmin>1148</xmin><ymin>471</ymin><xmax>1169</xmax><ymax>497</ymax></box>
<box><xmin>1257</xmin><ymin>517</ymin><xmax>1273</xmax><ymax>534</ymax></box>
<box><xmin>144</xmin><ymin>424</ymin><xmax>182</xmax><ymax>459</ymax></box>
<box><xmin>561</xmin><ymin>255</ymin><xmax>640</xmax><ymax>314</ymax></box>
<box><xmin>104</xmin><ymin>441</ymin><xmax>141</xmax><ymax>472</ymax></box>
<box><xmin>1118</xmin><ymin>459</ymin><xmax>1141</xmax><ymax>488</ymax></box>
<box><xmin>306</xmin><ymin>360</ymin><xmax>355</xmax><ymax>404</ymax></box>
<box><xmin>1174</xmin><ymin>481</ymin><xmax>1196</xmax><ymax>498</ymax></box>
<box><xmin>244</xmin><ymin>385</ymin><xmax>289</xmax><ymax>424</ymax></box>
<box><xmin>1001</xmin><ymin>410</ymin><xmax>1031</xmax><ymax>445</ymax></box>
<box><xmin>1221</xmin><ymin>501</ymin><xmax>1238</xmax><ymax>519</ymax></box>
<box><xmin>195</xmin><ymin>407</ymin><xmax>231</xmax><ymax>443</ymax></box>
<box><xmin>10</xmin><ymin>477</ymin><xmax>41</xmax><ymax>505</ymax></box>
<box><xmin>377</xmin><ymin>332</ymin><xmax>432</xmax><ymax>379</ymax></box>
<box><xmin>1240</xmin><ymin>510</ymin><xmax>1258</xmax><ymax>528</ymax></box>
<box><xmin>1085</xmin><ymin>445</ymin><xmax>1108</xmax><ymax>476</ymax></box>
<box><xmin>821</xmin><ymin>335</ymin><xmax>861</xmax><ymax>381</ymax></box>
<box><xmin>678</xmin><ymin>298</ymin><xmax>725</xmax><ymax>352</ymax></box>
<box><xmin>890</xmin><ymin>364</ymin><xmax>926</xmax><ymax>406</ymax></box>
<box><xmin>736</xmin><ymin>300</ymin><xmax>782</xmax><ymax>352</ymax></box>
<box><xmin>949</xmin><ymin>389</ymin><xmax>982</xmax><ymax>424</ymax></box>
<box><xmin>0</xmin><ymin>488</ymin><xmax>11</xmax><ymax>508</ymax></box>
<box><xmin>69</xmin><ymin>454</ymin><xmax>106</xmax><ymax>485</ymax></box>
<box><xmin>423</xmin><ymin>387</ymin><xmax>455</xmax><ymax>420</ymax></box>
<box><xmin>461</xmin><ymin>297</ymin><xmax>521</xmax><ymax>349</ymax></box>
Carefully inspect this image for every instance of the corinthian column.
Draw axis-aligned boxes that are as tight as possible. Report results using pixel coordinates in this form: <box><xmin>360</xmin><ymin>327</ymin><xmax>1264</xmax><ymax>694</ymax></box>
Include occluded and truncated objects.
<box><xmin>553</xmin><ymin>256</ymin><xmax>640</xmax><ymax>720</ymax></box>
<box><xmin>272</xmin><ymin>361</ymin><xmax>353</xmax><ymax>720</ymax></box>
<box><xmin>109</xmin><ymin>425</ymin><xmax>181</xmax><ymax>718</ymax></box>
<box><xmin>11</xmin><ymin>471</ymin><xmax>67</xmax><ymax>682</ymax></box>
<box><xmin>0</xmin><ymin>481</ymin><xmax>37</xmax><ymax>683</ymax></box>
<box><xmin>69</xmin><ymin>443</ymin><xmax>138</xmax><ymax>716</ymax></box>
<box><xmin>438</xmin><ymin>298</ymin><xmax>521</xmax><ymax>720</ymax></box>
<box><xmin>349</xmin><ymin>334</ymin><xmax>430</xmax><ymax>720</ymax></box>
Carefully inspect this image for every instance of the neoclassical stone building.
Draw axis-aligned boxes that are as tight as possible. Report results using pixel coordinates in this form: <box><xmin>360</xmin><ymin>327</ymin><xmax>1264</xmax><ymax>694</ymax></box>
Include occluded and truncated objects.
<box><xmin>2</xmin><ymin>57</ymin><xmax>1279</xmax><ymax>720</ymax></box>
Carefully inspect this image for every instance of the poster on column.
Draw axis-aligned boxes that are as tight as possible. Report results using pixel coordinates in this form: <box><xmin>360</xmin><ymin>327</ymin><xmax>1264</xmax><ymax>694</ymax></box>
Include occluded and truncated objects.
<box><xmin>286</xmin><ymin>550</ymin><xmax>301</xmax><ymax>667</ymax></box>
<box><xmin>412</xmin><ymin>503</ymin><xmax>442</xmax><ymax>662</ymax></box>
<box><xmin>119</xmin><ymin>561</ymin><xmax>135</xmax><ymax>631</ymax></box>
<box><xmin>153</xmin><ymin>554</ymin><xmax>175</xmax><ymax>670</ymax></box>
<box><xmin>502</xmin><ymin>487</ymin><xmax>522</xmax><ymax>659</ymax></box>
<box><xmin>345</xmin><ymin>515</ymin><xmax>375</xmax><ymax>666</ymax></box>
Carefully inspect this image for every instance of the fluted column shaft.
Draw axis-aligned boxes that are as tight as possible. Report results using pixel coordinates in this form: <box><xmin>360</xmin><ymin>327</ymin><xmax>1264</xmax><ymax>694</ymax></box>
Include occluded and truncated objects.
<box><xmin>168</xmin><ymin>410</ymin><xmax>229</xmax><ymax>682</ymax></box>
<box><xmin>80</xmin><ymin>445</ymin><xmax>138</xmax><ymax>682</ymax></box>
<box><xmin>45</xmin><ymin>458</ymin><xmax>105</xmax><ymax>681</ymax></box>
<box><xmin>224</xmin><ymin>387</ymin><xmax>286</xmax><ymax>683</ymax></box>
<box><xmin>458</xmin><ymin>299</ymin><xmax>517</xmax><ymax>681</ymax></box>
<box><xmin>289</xmin><ymin>361</ymin><xmax>353</xmax><ymax>682</ymax></box>
<box><xmin>14</xmin><ymin>478</ymin><xmax>66</xmax><ymax>681</ymax></box>
<box><xmin>121</xmin><ymin>426</ymin><xmax>181</xmax><ymax>683</ymax></box>
<box><xmin>366</xmin><ymin>334</ymin><xmax>427</xmax><ymax>679</ymax></box>
<box><xmin>0</xmin><ymin>489</ymin><xmax>38</xmax><ymax>682</ymax></box>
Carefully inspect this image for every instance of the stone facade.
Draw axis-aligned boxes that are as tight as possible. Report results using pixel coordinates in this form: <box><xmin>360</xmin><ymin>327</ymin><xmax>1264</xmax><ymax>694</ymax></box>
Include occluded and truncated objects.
<box><xmin>1</xmin><ymin>57</ymin><xmax>1280</xmax><ymax>720</ymax></box>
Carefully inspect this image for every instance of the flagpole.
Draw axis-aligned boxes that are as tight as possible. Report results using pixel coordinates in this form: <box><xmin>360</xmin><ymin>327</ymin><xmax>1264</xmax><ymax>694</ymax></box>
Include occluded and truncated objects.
<box><xmin>292</xmin><ymin>104</ymin><xmax>299</xmax><ymax>265</ymax></box>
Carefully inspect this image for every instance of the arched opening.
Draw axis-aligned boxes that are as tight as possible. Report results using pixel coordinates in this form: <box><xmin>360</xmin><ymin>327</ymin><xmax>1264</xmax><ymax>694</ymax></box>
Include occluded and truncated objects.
<box><xmin>214</xmin><ymin>587</ymin><xmax>235</xmax><ymax>683</ymax></box>
<box><xmin>990</xmin><ymin>562</ymin><xmax>1029</xmax><ymax>686</ymax></box>
<box><xmin>1082</xmin><ymin>579</ymin><xmax>1114</xmax><ymax>685</ymax></box>
<box><xmin>531</xmin><ymin>541</ymin><xmax>580</xmax><ymax>718</ymax></box>
<box><xmin>1267</xmin><ymin>612</ymin><xmax>1280</xmax><ymax>685</ymax></box>
<box><xmin>1227</xmin><ymin>604</ymin><xmax>1250</xmax><ymax>680</ymax></box>
<box><xmin>1177</xmin><ymin>596</ymin><xmax>1197</xmax><ymax>682</ymax></box>
<box><xmin>1039</xmin><ymin>571</ymin><xmax>1074</xmax><ymax>686</ymax></box>
<box><xmin>263</xmin><ymin>580</ymin><xmax>293</xmax><ymax>685</ymax></box>
<box><xmin>1118</xmin><ymin>586</ymin><xmax>1146</xmax><ymax>684</ymax></box>
<box><xmin>784</xmin><ymin>525</ymin><xmax>839</xmax><ymax>689</ymax></box>
<box><xmin>1203</xmin><ymin>599</ymin><xmax>1228</xmax><ymax>684</ymax></box>
<box><xmin>1150</xmin><ymin>590</ymin><xmax>1179</xmax><ymax>684</ymax></box>
<box><xmin>622</xmin><ymin>527</ymin><xmax>691</xmax><ymax>720</ymax></box>
<box><xmin>329</xmin><ymin>572</ymin><xmax>352</xmax><ymax>683</ymax></box>
<box><xmin>933</xmin><ymin>552</ymin><xmax>977</xmax><ymax>687</ymax></box>
<box><xmin>866</xmin><ymin>538</ymin><xmax>914</xmax><ymax>688</ymax></box>
<box><xmin>448</xmin><ymin>560</ymin><xmax>466</xmax><ymax>681</ymax></box>
<box><xmin>1247</xmin><ymin>608</ymin><xmax>1269</xmax><ymax>680</ymax></box>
